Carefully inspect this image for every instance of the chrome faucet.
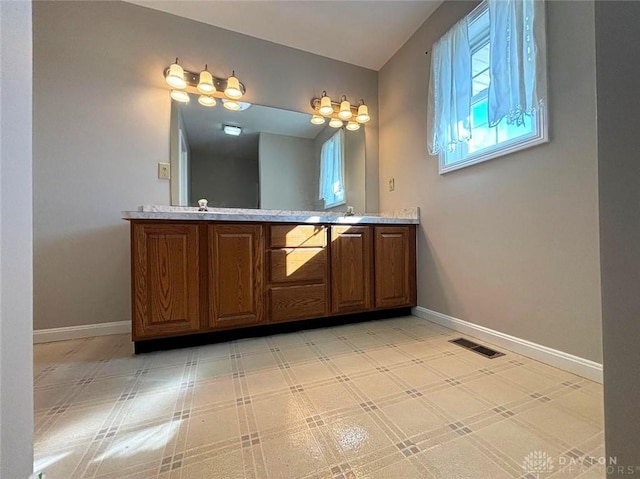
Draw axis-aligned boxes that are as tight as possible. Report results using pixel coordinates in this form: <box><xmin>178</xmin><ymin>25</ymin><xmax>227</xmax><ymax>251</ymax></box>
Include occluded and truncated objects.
<box><xmin>344</xmin><ymin>206</ymin><xmax>355</xmax><ymax>216</ymax></box>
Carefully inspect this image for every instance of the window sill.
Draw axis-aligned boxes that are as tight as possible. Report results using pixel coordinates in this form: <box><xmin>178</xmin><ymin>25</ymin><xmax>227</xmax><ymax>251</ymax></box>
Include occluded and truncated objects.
<box><xmin>439</xmin><ymin>108</ymin><xmax>549</xmax><ymax>174</ymax></box>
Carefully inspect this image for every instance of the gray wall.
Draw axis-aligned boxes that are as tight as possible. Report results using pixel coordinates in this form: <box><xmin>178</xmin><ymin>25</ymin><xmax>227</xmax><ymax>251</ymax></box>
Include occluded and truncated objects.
<box><xmin>596</xmin><ymin>1</ymin><xmax>640</xmax><ymax>472</ymax></box>
<box><xmin>33</xmin><ymin>1</ymin><xmax>378</xmax><ymax>330</ymax></box>
<box><xmin>190</xmin><ymin>140</ymin><xmax>259</xmax><ymax>208</ymax></box>
<box><xmin>379</xmin><ymin>1</ymin><xmax>602</xmax><ymax>362</ymax></box>
<box><xmin>259</xmin><ymin>132</ymin><xmax>317</xmax><ymax>210</ymax></box>
<box><xmin>0</xmin><ymin>0</ymin><xmax>34</xmax><ymax>476</ymax></box>
<box><xmin>344</xmin><ymin>128</ymin><xmax>367</xmax><ymax>215</ymax></box>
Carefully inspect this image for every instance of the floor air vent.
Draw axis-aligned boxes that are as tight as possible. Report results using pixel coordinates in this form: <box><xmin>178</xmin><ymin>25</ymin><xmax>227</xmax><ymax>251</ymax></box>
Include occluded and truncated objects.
<box><xmin>449</xmin><ymin>338</ymin><xmax>505</xmax><ymax>359</ymax></box>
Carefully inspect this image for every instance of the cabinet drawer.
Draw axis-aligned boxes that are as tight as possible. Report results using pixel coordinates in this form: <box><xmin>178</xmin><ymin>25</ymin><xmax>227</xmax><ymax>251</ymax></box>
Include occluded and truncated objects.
<box><xmin>268</xmin><ymin>248</ymin><xmax>327</xmax><ymax>284</ymax></box>
<box><xmin>269</xmin><ymin>225</ymin><xmax>327</xmax><ymax>248</ymax></box>
<box><xmin>269</xmin><ymin>284</ymin><xmax>327</xmax><ymax>323</ymax></box>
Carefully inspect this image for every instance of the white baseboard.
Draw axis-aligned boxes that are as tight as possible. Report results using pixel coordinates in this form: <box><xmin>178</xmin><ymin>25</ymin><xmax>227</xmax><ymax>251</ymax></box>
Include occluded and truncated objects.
<box><xmin>412</xmin><ymin>306</ymin><xmax>603</xmax><ymax>383</ymax></box>
<box><xmin>33</xmin><ymin>321</ymin><xmax>130</xmax><ymax>344</ymax></box>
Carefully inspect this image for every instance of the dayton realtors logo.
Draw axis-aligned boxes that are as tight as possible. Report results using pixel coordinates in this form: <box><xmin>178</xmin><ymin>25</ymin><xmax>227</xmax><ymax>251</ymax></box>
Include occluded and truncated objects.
<box><xmin>522</xmin><ymin>450</ymin><xmax>638</xmax><ymax>476</ymax></box>
<box><xmin>522</xmin><ymin>451</ymin><xmax>554</xmax><ymax>478</ymax></box>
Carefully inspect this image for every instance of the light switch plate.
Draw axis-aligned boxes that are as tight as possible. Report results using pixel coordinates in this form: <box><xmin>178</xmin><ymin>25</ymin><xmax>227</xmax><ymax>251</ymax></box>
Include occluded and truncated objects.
<box><xmin>158</xmin><ymin>162</ymin><xmax>171</xmax><ymax>180</ymax></box>
<box><xmin>388</xmin><ymin>178</ymin><xmax>395</xmax><ymax>191</ymax></box>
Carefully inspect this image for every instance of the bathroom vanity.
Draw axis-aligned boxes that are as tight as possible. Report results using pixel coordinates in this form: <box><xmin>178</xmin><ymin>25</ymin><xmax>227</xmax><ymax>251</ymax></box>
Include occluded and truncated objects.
<box><xmin>122</xmin><ymin>207</ymin><xmax>418</xmax><ymax>350</ymax></box>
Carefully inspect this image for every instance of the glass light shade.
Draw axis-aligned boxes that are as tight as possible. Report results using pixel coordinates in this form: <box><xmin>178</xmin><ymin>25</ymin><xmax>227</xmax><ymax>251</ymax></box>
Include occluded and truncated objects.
<box><xmin>197</xmin><ymin>69</ymin><xmax>215</xmax><ymax>94</ymax></box>
<box><xmin>338</xmin><ymin>100</ymin><xmax>352</xmax><ymax>120</ymax></box>
<box><xmin>198</xmin><ymin>95</ymin><xmax>216</xmax><ymax>107</ymax></box>
<box><xmin>170</xmin><ymin>89</ymin><xmax>190</xmax><ymax>103</ymax></box>
<box><xmin>224</xmin><ymin>74</ymin><xmax>243</xmax><ymax>99</ymax></box>
<box><xmin>166</xmin><ymin>62</ymin><xmax>186</xmax><ymax>89</ymax></box>
<box><xmin>346</xmin><ymin>121</ymin><xmax>360</xmax><ymax>131</ymax></box>
<box><xmin>318</xmin><ymin>95</ymin><xmax>333</xmax><ymax>116</ymax></box>
<box><xmin>329</xmin><ymin>118</ymin><xmax>343</xmax><ymax>128</ymax></box>
<box><xmin>223</xmin><ymin>99</ymin><xmax>241</xmax><ymax>111</ymax></box>
<box><xmin>310</xmin><ymin>115</ymin><xmax>325</xmax><ymax>125</ymax></box>
<box><xmin>356</xmin><ymin>104</ymin><xmax>370</xmax><ymax>123</ymax></box>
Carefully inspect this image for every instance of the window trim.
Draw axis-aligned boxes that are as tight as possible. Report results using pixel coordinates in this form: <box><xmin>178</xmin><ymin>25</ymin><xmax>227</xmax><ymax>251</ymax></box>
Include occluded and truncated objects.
<box><xmin>324</xmin><ymin>194</ymin><xmax>346</xmax><ymax>210</ymax></box>
<box><xmin>440</xmin><ymin>106</ymin><xmax>548</xmax><ymax>174</ymax></box>
<box><xmin>438</xmin><ymin>0</ymin><xmax>549</xmax><ymax>175</ymax></box>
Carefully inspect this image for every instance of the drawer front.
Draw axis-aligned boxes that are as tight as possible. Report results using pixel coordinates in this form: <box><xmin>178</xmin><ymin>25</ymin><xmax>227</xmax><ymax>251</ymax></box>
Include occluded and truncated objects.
<box><xmin>269</xmin><ymin>225</ymin><xmax>327</xmax><ymax>248</ymax></box>
<box><xmin>269</xmin><ymin>284</ymin><xmax>328</xmax><ymax>323</ymax></box>
<box><xmin>268</xmin><ymin>248</ymin><xmax>327</xmax><ymax>284</ymax></box>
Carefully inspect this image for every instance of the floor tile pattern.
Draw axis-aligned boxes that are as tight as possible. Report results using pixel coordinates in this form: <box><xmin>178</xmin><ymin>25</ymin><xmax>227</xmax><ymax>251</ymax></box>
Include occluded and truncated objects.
<box><xmin>34</xmin><ymin>316</ymin><xmax>604</xmax><ymax>478</ymax></box>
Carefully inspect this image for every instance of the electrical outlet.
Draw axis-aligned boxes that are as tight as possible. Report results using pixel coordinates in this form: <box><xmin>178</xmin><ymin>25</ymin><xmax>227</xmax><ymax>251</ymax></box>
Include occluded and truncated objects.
<box><xmin>388</xmin><ymin>178</ymin><xmax>395</xmax><ymax>191</ymax></box>
<box><xmin>158</xmin><ymin>162</ymin><xmax>171</xmax><ymax>180</ymax></box>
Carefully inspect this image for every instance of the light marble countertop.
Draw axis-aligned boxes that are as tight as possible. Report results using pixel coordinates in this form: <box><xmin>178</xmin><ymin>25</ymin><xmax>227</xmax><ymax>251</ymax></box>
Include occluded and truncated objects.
<box><xmin>121</xmin><ymin>206</ymin><xmax>419</xmax><ymax>225</ymax></box>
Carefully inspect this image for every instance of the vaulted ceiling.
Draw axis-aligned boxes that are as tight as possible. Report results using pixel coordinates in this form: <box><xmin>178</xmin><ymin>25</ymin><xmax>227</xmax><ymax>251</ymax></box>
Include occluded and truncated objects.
<box><xmin>125</xmin><ymin>1</ymin><xmax>442</xmax><ymax>70</ymax></box>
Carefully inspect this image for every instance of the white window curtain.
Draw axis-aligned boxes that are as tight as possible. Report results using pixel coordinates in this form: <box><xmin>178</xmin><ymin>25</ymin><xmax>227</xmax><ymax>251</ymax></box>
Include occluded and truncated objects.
<box><xmin>427</xmin><ymin>17</ymin><xmax>472</xmax><ymax>155</ymax></box>
<box><xmin>488</xmin><ymin>0</ymin><xmax>543</xmax><ymax>126</ymax></box>
<box><xmin>319</xmin><ymin>130</ymin><xmax>345</xmax><ymax>208</ymax></box>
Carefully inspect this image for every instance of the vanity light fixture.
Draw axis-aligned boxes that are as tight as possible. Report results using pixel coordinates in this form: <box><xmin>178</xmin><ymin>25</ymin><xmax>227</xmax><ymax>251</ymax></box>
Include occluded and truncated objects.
<box><xmin>198</xmin><ymin>95</ymin><xmax>217</xmax><ymax>107</ymax></box>
<box><xmin>310</xmin><ymin>93</ymin><xmax>371</xmax><ymax>130</ymax></box>
<box><xmin>164</xmin><ymin>60</ymin><xmax>246</xmax><ymax>107</ymax></box>
<box><xmin>223</xmin><ymin>99</ymin><xmax>241</xmax><ymax>111</ymax></box>
<box><xmin>165</xmin><ymin>59</ymin><xmax>187</xmax><ymax>89</ymax></box>
<box><xmin>318</xmin><ymin>91</ymin><xmax>334</xmax><ymax>116</ymax></box>
<box><xmin>197</xmin><ymin>65</ymin><xmax>215</xmax><ymax>94</ymax></box>
<box><xmin>338</xmin><ymin>96</ymin><xmax>352</xmax><ymax>120</ymax></box>
<box><xmin>223</xmin><ymin>125</ymin><xmax>242</xmax><ymax>136</ymax></box>
<box><xmin>224</xmin><ymin>71</ymin><xmax>243</xmax><ymax>100</ymax></box>
<box><xmin>222</xmin><ymin>99</ymin><xmax>252</xmax><ymax>112</ymax></box>
<box><xmin>356</xmin><ymin>100</ymin><xmax>370</xmax><ymax>123</ymax></box>
<box><xmin>170</xmin><ymin>89</ymin><xmax>190</xmax><ymax>103</ymax></box>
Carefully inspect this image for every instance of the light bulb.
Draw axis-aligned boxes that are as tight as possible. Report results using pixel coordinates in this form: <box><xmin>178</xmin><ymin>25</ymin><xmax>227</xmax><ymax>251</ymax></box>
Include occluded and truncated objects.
<box><xmin>346</xmin><ymin>121</ymin><xmax>360</xmax><ymax>131</ymax></box>
<box><xmin>356</xmin><ymin>103</ymin><xmax>370</xmax><ymax>123</ymax></box>
<box><xmin>338</xmin><ymin>99</ymin><xmax>352</xmax><ymax>120</ymax></box>
<box><xmin>166</xmin><ymin>61</ymin><xmax>186</xmax><ymax>89</ymax></box>
<box><xmin>170</xmin><ymin>89</ymin><xmax>190</xmax><ymax>103</ymax></box>
<box><xmin>319</xmin><ymin>95</ymin><xmax>333</xmax><ymax>116</ymax></box>
<box><xmin>310</xmin><ymin>115</ymin><xmax>325</xmax><ymax>125</ymax></box>
<box><xmin>198</xmin><ymin>95</ymin><xmax>216</xmax><ymax>107</ymax></box>
<box><xmin>225</xmin><ymin>72</ymin><xmax>243</xmax><ymax>99</ymax></box>
<box><xmin>223</xmin><ymin>99</ymin><xmax>241</xmax><ymax>111</ymax></box>
<box><xmin>329</xmin><ymin>118</ymin><xmax>343</xmax><ymax>128</ymax></box>
<box><xmin>197</xmin><ymin>67</ymin><xmax>215</xmax><ymax>94</ymax></box>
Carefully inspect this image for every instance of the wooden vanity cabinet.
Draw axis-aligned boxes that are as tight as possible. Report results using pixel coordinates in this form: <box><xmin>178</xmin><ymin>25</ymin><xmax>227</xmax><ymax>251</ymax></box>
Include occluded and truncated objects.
<box><xmin>208</xmin><ymin>224</ymin><xmax>264</xmax><ymax>329</ymax></box>
<box><xmin>130</xmin><ymin>220</ymin><xmax>416</xmax><ymax>344</ymax></box>
<box><xmin>374</xmin><ymin>226</ymin><xmax>417</xmax><ymax>309</ymax></box>
<box><xmin>131</xmin><ymin>222</ymin><xmax>201</xmax><ymax>340</ymax></box>
<box><xmin>266</xmin><ymin>225</ymin><xmax>329</xmax><ymax>323</ymax></box>
<box><xmin>330</xmin><ymin>225</ymin><xmax>373</xmax><ymax>314</ymax></box>
<box><xmin>131</xmin><ymin>221</ymin><xmax>264</xmax><ymax>340</ymax></box>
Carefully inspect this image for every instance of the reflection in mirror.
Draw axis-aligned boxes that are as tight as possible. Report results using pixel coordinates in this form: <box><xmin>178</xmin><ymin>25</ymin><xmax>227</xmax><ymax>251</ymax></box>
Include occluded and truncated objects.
<box><xmin>170</xmin><ymin>94</ymin><xmax>366</xmax><ymax>212</ymax></box>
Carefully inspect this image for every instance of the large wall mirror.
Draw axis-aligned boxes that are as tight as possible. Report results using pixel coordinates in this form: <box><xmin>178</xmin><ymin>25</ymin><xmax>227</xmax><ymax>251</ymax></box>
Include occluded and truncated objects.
<box><xmin>170</xmin><ymin>94</ymin><xmax>366</xmax><ymax>212</ymax></box>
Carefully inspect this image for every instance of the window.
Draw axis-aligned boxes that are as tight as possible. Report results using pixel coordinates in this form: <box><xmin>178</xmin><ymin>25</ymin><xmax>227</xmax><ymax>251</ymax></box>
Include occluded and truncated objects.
<box><xmin>319</xmin><ymin>130</ymin><xmax>345</xmax><ymax>208</ymax></box>
<box><xmin>428</xmin><ymin>0</ymin><xmax>548</xmax><ymax>174</ymax></box>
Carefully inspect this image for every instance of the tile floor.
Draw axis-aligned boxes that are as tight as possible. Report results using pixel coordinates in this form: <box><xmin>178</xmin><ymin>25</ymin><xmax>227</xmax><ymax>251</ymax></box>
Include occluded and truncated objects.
<box><xmin>34</xmin><ymin>316</ymin><xmax>605</xmax><ymax>479</ymax></box>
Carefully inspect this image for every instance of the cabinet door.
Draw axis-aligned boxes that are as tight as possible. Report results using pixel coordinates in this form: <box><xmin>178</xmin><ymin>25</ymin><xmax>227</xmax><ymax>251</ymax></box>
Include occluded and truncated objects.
<box><xmin>209</xmin><ymin>224</ymin><xmax>264</xmax><ymax>328</ymax></box>
<box><xmin>330</xmin><ymin>225</ymin><xmax>373</xmax><ymax>314</ymax></box>
<box><xmin>132</xmin><ymin>223</ymin><xmax>200</xmax><ymax>340</ymax></box>
<box><xmin>374</xmin><ymin>226</ymin><xmax>416</xmax><ymax>309</ymax></box>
